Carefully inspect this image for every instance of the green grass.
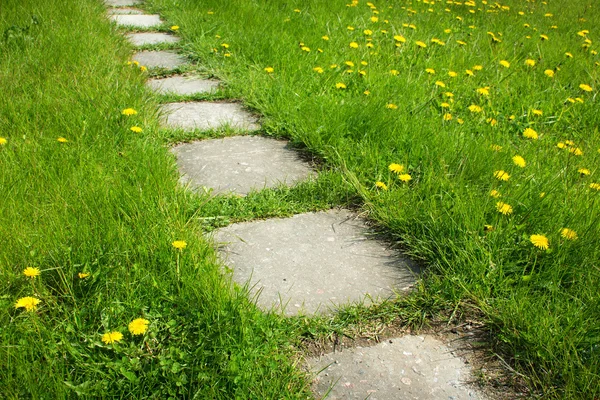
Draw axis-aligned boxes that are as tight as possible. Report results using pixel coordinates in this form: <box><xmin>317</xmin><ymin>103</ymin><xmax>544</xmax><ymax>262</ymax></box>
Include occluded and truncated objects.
<box><xmin>141</xmin><ymin>0</ymin><xmax>599</xmax><ymax>397</ymax></box>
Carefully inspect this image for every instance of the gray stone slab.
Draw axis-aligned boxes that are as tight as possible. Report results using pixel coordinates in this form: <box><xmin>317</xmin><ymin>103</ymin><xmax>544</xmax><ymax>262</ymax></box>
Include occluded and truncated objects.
<box><xmin>171</xmin><ymin>136</ymin><xmax>313</xmax><ymax>195</ymax></box>
<box><xmin>132</xmin><ymin>51</ymin><xmax>186</xmax><ymax>69</ymax></box>
<box><xmin>147</xmin><ymin>76</ymin><xmax>219</xmax><ymax>95</ymax></box>
<box><xmin>213</xmin><ymin>209</ymin><xmax>418</xmax><ymax>315</ymax></box>
<box><xmin>105</xmin><ymin>0</ymin><xmax>141</xmax><ymax>5</ymax></box>
<box><xmin>310</xmin><ymin>335</ymin><xmax>485</xmax><ymax>400</ymax></box>
<box><xmin>160</xmin><ymin>102</ymin><xmax>259</xmax><ymax>131</ymax></box>
<box><xmin>110</xmin><ymin>14</ymin><xmax>162</xmax><ymax>28</ymax></box>
<box><xmin>108</xmin><ymin>7</ymin><xmax>143</xmax><ymax>15</ymax></box>
<box><xmin>126</xmin><ymin>32</ymin><xmax>180</xmax><ymax>46</ymax></box>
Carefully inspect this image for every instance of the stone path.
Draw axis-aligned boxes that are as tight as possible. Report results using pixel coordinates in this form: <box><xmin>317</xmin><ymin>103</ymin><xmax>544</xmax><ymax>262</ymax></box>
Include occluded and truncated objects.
<box><xmin>106</xmin><ymin>1</ymin><xmax>490</xmax><ymax>398</ymax></box>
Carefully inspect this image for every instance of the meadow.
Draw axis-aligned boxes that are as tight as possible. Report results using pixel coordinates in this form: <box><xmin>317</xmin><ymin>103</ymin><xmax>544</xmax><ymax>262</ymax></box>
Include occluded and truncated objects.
<box><xmin>1</xmin><ymin>0</ymin><xmax>598</xmax><ymax>398</ymax></box>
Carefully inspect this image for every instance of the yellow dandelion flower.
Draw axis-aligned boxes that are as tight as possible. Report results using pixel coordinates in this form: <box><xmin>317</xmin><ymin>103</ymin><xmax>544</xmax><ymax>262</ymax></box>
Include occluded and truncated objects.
<box><xmin>443</xmin><ymin>113</ymin><xmax>453</xmax><ymax>121</ymax></box>
<box><xmin>313</xmin><ymin>67</ymin><xmax>324</xmax><ymax>73</ymax></box>
<box><xmin>140</xmin><ymin>65</ymin><xmax>147</xmax><ymax>72</ymax></box>
<box><xmin>579</xmin><ymin>84</ymin><xmax>593</xmax><ymax>92</ymax></box>
<box><xmin>301</xmin><ymin>46</ymin><xmax>310</xmax><ymax>52</ymax></box>
<box><xmin>264</xmin><ymin>67</ymin><xmax>274</xmax><ymax>73</ymax></box>
<box><xmin>569</xmin><ymin>147</ymin><xmax>583</xmax><ymax>156</ymax></box>
<box><xmin>57</xmin><ymin>137</ymin><xmax>68</xmax><ymax>143</ymax></box>
<box><xmin>512</xmin><ymin>155</ymin><xmax>526</xmax><ymax>168</ymax></box>
<box><xmin>465</xmin><ymin>69</ymin><xmax>474</xmax><ymax>76</ymax></box>
<box><xmin>589</xmin><ymin>183</ymin><xmax>600</xmax><ymax>190</ymax></box>
<box><xmin>448</xmin><ymin>71</ymin><xmax>458</xmax><ymax>77</ymax></box>
<box><xmin>394</xmin><ymin>35</ymin><xmax>406</xmax><ymax>43</ymax></box>
<box><xmin>122</xmin><ymin>108</ymin><xmax>137</xmax><ymax>116</ymax></box>
<box><xmin>496</xmin><ymin>202</ymin><xmax>513</xmax><ymax>215</ymax></box>
<box><xmin>364</xmin><ymin>29</ymin><xmax>373</xmax><ymax>35</ymax></box>
<box><xmin>128</xmin><ymin>318</ymin><xmax>150</xmax><ymax>335</ymax></box>
<box><xmin>525</xmin><ymin>59</ymin><xmax>536</xmax><ymax>67</ymax></box>
<box><xmin>487</xmin><ymin>118</ymin><xmax>498</xmax><ymax>126</ymax></box>
<box><xmin>544</xmin><ymin>69</ymin><xmax>555</xmax><ymax>77</ymax></box>
<box><xmin>565</xmin><ymin>52</ymin><xmax>573</xmax><ymax>58</ymax></box>
<box><xmin>425</xmin><ymin>68</ymin><xmax>435</xmax><ymax>74</ymax></box>
<box><xmin>468</xmin><ymin>104</ymin><xmax>482</xmax><ymax>113</ymax></box>
<box><xmin>435</xmin><ymin>81</ymin><xmax>446</xmax><ymax>88</ymax></box>
<box><xmin>390</xmin><ymin>69</ymin><xmax>399</xmax><ymax>75</ymax></box>
<box><xmin>557</xmin><ymin>142</ymin><xmax>566</xmax><ymax>149</ymax></box>
<box><xmin>560</xmin><ymin>228</ymin><xmax>578</xmax><ymax>241</ymax></box>
<box><xmin>347</xmin><ymin>26</ymin><xmax>355</xmax><ymax>31</ymax></box>
<box><xmin>565</xmin><ymin>140</ymin><xmax>575</xmax><ymax>146</ymax></box>
<box><xmin>172</xmin><ymin>240</ymin><xmax>187</xmax><ymax>250</ymax></box>
<box><xmin>530</xmin><ymin>234</ymin><xmax>549</xmax><ymax>250</ymax></box>
<box><xmin>415</xmin><ymin>40</ymin><xmax>427</xmax><ymax>48</ymax></box>
<box><xmin>78</xmin><ymin>272</ymin><xmax>90</xmax><ymax>279</ymax></box>
<box><xmin>540</xmin><ymin>34</ymin><xmax>549</xmax><ymax>41</ymax></box>
<box><xmin>490</xmin><ymin>189</ymin><xmax>501</xmax><ymax>198</ymax></box>
<box><xmin>375</xmin><ymin>181</ymin><xmax>388</xmax><ymax>190</ymax></box>
<box><xmin>363</xmin><ymin>90</ymin><xmax>371</xmax><ymax>96</ymax></box>
<box><xmin>23</xmin><ymin>267</ymin><xmax>41</xmax><ymax>278</ymax></box>
<box><xmin>444</xmin><ymin>92</ymin><xmax>454</xmax><ymax>97</ymax></box>
<box><xmin>322</xmin><ymin>35</ymin><xmax>329</xmax><ymax>41</ymax></box>
<box><xmin>349</xmin><ymin>42</ymin><xmax>359</xmax><ymax>49</ymax></box>
<box><xmin>335</xmin><ymin>82</ymin><xmax>347</xmax><ymax>89</ymax></box>
<box><xmin>170</xmin><ymin>25</ymin><xmax>179</xmax><ymax>31</ymax></box>
<box><xmin>575</xmin><ymin>97</ymin><xmax>584</xmax><ymax>103</ymax></box>
<box><xmin>344</xmin><ymin>61</ymin><xmax>354</xmax><ymax>68</ymax></box>
<box><xmin>532</xmin><ymin>109</ymin><xmax>543</xmax><ymax>116</ymax></box>
<box><xmin>386</xmin><ymin>103</ymin><xmax>398</xmax><ymax>109</ymax></box>
<box><xmin>0</xmin><ymin>137</ymin><xmax>7</xmax><ymax>145</ymax></box>
<box><xmin>457</xmin><ymin>40</ymin><xmax>467</xmax><ymax>46</ymax></box>
<box><xmin>370</xmin><ymin>16</ymin><xmax>379</xmax><ymax>22</ymax></box>
<box><xmin>388</xmin><ymin>163</ymin><xmax>404</xmax><ymax>173</ymax></box>
<box><xmin>523</xmin><ymin>128</ymin><xmax>538</xmax><ymax>140</ymax></box>
<box><xmin>130</xmin><ymin>126</ymin><xmax>143</xmax><ymax>133</ymax></box>
<box><xmin>499</xmin><ymin>60</ymin><xmax>510</xmax><ymax>68</ymax></box>
<box><xmin>476</xmin><ymin>87</ymin><xmax>490</xmax><ymax>96</ymax></box>
<box><xmin>221</xmin><ymin>43</ymin><xmax>229</xmax><ymax>48</ymax></box>
<box><xmin>494</xmin><ymin>170</ymin><xmax>510</xmax><ymax>181</ymax></box>
<box><xmin>101</xmin><ymin>331</ymin><xmax>124</xmax><ymax>344</ymax></box>
<box><xmin>578</xmin><ymin>168</ymin><xmax>590</xmax><ymax>176</ymax></box>
<box><xmin>473</xmin><ymin>65</ymin><xmax>483</xmax><ymax>71</ymax></box>
<box><xmin>398</xmin><ymin>174</ymin><xmax>412</xmax><ymax>182</ymax></box>
<box><xmin>15</xmin><ymin>296</ymin><xmax>41</xmax><ymax>312</ymax></box>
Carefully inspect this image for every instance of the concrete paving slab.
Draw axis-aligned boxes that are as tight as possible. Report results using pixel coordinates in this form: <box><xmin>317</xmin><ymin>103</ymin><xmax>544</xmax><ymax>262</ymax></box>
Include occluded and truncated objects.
<box><xmin>110</xmin><ymin>14</ymin><xmax>162</xmax><ymax>28</ymax></box>
<box><xmin>160</xmin><ymin>102</ymin><xmax>259</xmax><ymax>131</ymax></box>
<box><xmin>126</xmin><ymin>32</ymin><xmax>181</xmax><ymax>46</ymax></box>
<box><xmin>171</xmin><ymin>136</ymin><xmax>313</xmax><ymax>195</ymax></box>
<box><xmin>213</xmin><ymin>209</ymin><xmax>418</xmax><ymax>315</ymax></box>
<box><xmin>108</xmin><ymin>7</ymin><xmax>143</xmax><ymax>15</ymax></box>
<box><xmin>147</xmin><ymin>76</ymin><xmax>219</xmax><ymax>95</ymax></box>
<box><xmin>132</xmin><ymin>51</ymin><xmax>187</xmax><ymax>69</ymax></box>
<box><xmin>310</xmin><ymin>335</ymin><xmax>485</xmax><ymax>400</ymax></box>
<box><xmin>105</xmin><ymin>0</ymin><xmax>141</xmax><ymax>5</ymax></box>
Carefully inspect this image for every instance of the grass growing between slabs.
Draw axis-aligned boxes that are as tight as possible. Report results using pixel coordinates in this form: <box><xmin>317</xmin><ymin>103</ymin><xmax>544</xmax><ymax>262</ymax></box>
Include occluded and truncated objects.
<box><xmin>0</xmin><ymin>1</ymin><xmax>313</xmax><ymax>398</ymax></box>
<box><xmin>147</xmin><ymin>0</ymin><xmax>600</xmax><ymax>397</ymax></box>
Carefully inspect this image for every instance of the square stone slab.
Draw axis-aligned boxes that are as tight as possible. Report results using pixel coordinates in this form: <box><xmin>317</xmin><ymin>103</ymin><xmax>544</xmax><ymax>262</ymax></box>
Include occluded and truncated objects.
<box><xmin>147</xmin><ymin>76</ymin><xmax>219</xmax><ymax>95</ymax></box>
<box><xmin>108</xmin><ymin>7</ymin><xmax>143</xmax><ymax>15</ymax></box>
<box><xmin>110</xmin><ymin>14</ymin><xmax>162</xmax><ymax>28</ymax></box>
<box><xmin>309</xmin><ymin>335</ymin><xmax>485</xmax><ymax>400</ymax></box>
<box><xmin>160</xmin><ymin>102</ymin><xmax>259</xmax><ymax>131</ymax></box>
<box><xmin>126</xmin><ymin>32</ymin><xmax>181</xmax><ymax>46</ymax></box>
<box><xmin>105</xmin><ymin>0</ymin><xmax>141</xmax><ymax>5</ymax></box>
<box><xmin>171</xmin><ymin>136</ymin><xmax>313</xmax><ymax>195</ymax></box>
<box><xmin>213</xmin><ymin>209</ymin><xmax>418</xmax><ymax>315</ymax></box>
<box><xmin>132</xmin><ymin>51</ymin><xmax>187</xmax><ymax>70</ymax></box>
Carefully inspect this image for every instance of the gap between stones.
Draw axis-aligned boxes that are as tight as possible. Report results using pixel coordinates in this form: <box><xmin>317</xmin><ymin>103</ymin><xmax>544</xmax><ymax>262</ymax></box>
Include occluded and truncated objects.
<box><xmin>105</xmin><ymin>1</ymin><xmax>493</xmax><ymax>398</ymax></box>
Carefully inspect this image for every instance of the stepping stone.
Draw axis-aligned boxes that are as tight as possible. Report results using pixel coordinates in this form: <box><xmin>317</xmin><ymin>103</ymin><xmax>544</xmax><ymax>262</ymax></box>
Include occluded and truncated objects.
<box><xmin>214</xmin><ymin>209</ymin><xmax>418</xmax><ymax>315</ymax></box>
<box><xmin>110</xmin><ymin>14</ymin><xmax>162</xmax><ymax>28</ymax></box>
<box><xmin>126</xmin><ymin>32</ymin><xmax>181</xmax><ymax>46</ymax></box>
<box><xmin>105</xmin><ymin>0</ymin><xmax>141</xmax><ymax>5</ymax></box>
<box><xmin>309</xmin><ymin>335</ymin><xmax>485</xmax><ymax>400</ymax></box>
<box><xmin>147</xmin><ymin>76</ymin><xmax>218</xmax><ymax>95</ymax></box>
<box><xmin>108</xmin><ymin>7</ymin><xmax>143</xmax><ymax>15</ymax></box>
<box><xmin>171</xmin><ymin>136</ymin><xmax>312</xmax><ymax>195</ymax></box>
<box><xmin>132</xmin><ymin>51</ymin><xmax>186</xmax><ymax>69</ymax></box>
<box><xmin>160</xmin><ymin>102</ymin><xmax>259</xmax><ymax>131</ymax></box>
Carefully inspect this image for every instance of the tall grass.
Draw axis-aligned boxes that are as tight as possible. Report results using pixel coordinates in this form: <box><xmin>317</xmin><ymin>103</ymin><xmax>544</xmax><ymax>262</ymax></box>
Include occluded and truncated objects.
<box><xmin>0</xmin><ymin>1</ymin><xmax>310</xmax><ymax>397</ymax></box>
<box><xmin>147</xmin><ymin>0</ymin><xmax>600</xmax><ymax>397</ymax></box>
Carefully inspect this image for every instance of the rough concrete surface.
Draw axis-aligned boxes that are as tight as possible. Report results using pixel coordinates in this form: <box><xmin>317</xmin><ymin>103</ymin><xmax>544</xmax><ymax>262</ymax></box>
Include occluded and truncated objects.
<box><xmin>213</xmin><ymin>209</ymin><xmax>418</xmax><ymax>315</ymax></box>
<box><xmin>171</xmin><ymin>136</ymin><xmax>313</xmax><ymax>195</ymax></box>
<box><xmin>105</xmin><ymin>0</ymin><xmax>141</xmax><ymax>5</ymax></box>
<box><xmin>160</xmin><ymin>102</ymin><xmax>260</xmax><ymax>131</ymax></box>
<box><xmin>108</xmin><ymin>7</ymin><xmax>143</xmax><ymax>15</ymax></box>
<box><xmin>147</xmin><ymin>76</ymin><xmax>219</xmax><ymax>95</ymax></box>
<box><xmin>310</xmin><ymin>335</ymin><xmax>485</xmax><ymax>400</ymax></box>
<box><xmin>132</xmin><ymin>51</ymin><xmax>187</xmax><ymax>69</ymax></box>
<box><xmin>126</xmin><ymin>32</ymin><xmax>180</xmax><ymax>46</ymax></box>
<box><xmin>110</xmin><ymin>14</ymin><xmax>162</xmax><ymax>28</ymax></box>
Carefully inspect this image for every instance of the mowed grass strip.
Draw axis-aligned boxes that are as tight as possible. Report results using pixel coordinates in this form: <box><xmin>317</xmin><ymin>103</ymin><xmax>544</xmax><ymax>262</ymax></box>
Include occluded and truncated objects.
<box><xmin>0</xmin><ymin>1</ymin><xmax>310</xmax><ymax>398</ymax></box>
<box><xmin>147</xmin><ymin>0</ymin><xmax>600</xmax><ymax>397</ymax></box>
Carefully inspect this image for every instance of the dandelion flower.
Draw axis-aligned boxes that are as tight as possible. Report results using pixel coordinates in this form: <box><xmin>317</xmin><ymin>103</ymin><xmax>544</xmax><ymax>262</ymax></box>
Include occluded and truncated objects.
<box><xmin>484</xmin><ymin>225</ymin><xmax>494</xmax><ymax>232</ymax></box>
<box><xmin>301</xmin><ymin>46</ymin><xmax>310</xmax><ymax>52</ymax></box>
<box><xmin>349</xmin><ymin>42</ymin><xmax>359</xmax><ymax>49</ymax></box>
<box><xmin>388</xmin><ymin>163</ymin><xmax>404</xmax><ymax>174</ymax></box>
<box><xmin>589</xmin><ymin>183</ymin><xmax>600</xmax><ymax>190</ymax></box>
<box><xmin>532</xmin><ymin>109</ymin><xmax>543</xmax><ymax>116</ymax></box>
<box><xmin>525</xmin><ymin>59</ymin><xmax>536</xmax><ymax>67</ymax></box>
<box><xmin>264</xmin><ymin>67</ymin><xmax>274</xmax><ymax>73</ymax></box>
<box><xmin>170</xmin><ymin>25</ymin><xmax>179</xmax><ymax>31</ymax></box>
<box><xmin>465</xmin><ymin>69</ymin><xmax>474</xmax><ymax>76</ymax></box>
<box><xmin>335</xmin><ymin>82</ymin><xmax>347</xmax><ymax>89</ymax></box>
<box><xmin>540</xmin><ymin>34</ymin><xmax>549</xmax><ymax>41</ymax></box>
<box><xmin>435</xmin><ymin>81</ymin><xmax>446</xmax><ymax>88</ymax></box>
<box><xmin>394</xmin><ymin>35</ymin><xmax>406</xmax><ymax>43</ymax></box>
<box><xmin>0</xmin><ymin>137</ymin><xmax>6</xmax><ymax>145</ymax></box>
<box><xmin>344</xmin><ymin>61</ymin><xmax>354</xmax><ymax>68</ymax></box>
<box><xmin>23</xmin><ymin>267</ymin><xmax>40</xmax><ymax>278</ymax></box>
<box><xmin>130</xmin><ymin>126</ymin><xmax>142</xmax><ymax>133</ymax></box>
<box><xmin>565</xmin><ymin>52</ymin><xmax>573</xmax><ymax>58</ymax></box>
<box><xmin>578</xmin><ymin>168</ymin><xmax>590</xmax><ymax>176</ymax></box>
<box><xmin>57</xmin><ymin>137</ymin><xmax>68</xmax><ymax>143</ymax></box>
<box><xmin>523</xmin><ymin>128</ymin><xmax>538</xmax><ymax>140</ymax></box>
<box><xmin>496</xmin><ymin>202</ymin><xmax>513</xmax><ymax>215</ymax></box>
<box><xmin>122</xmin><ymin>108</ymin><xmax>137</xmax><ymax>116</ymax></box>
<box><xmin>494</xmin><ymin>170</ymin><xmax>510</xmax><ymax>181</ymax></box>
<box><xmin>386</xmin><ymin>103</ymin><xmax>398</xmax><ymax>109</ymax></box>
<box><xmin>415</xmin><ymin>40</ymin><xmax>427</xmax><ymax>48</ymax></box>
<box><xmin>375</xmin><ymin>181</ymin><xmax>388</xmax><ymax>190</ymax></box>
<box><xmin>468</xmin><ymin>104</ymin><xmax>482</xmax><ymax>113</ymax></box>
<box><xmin>579</xmin><ymin>84</ymin><xmax>593</xmax><ymax>92</ymax></box>
<box><xmin>398</xmin><ymin>174</ymin><xmax>412</xmax><ymax>182</ymax></box>
<box><xmin>560</xmin><ymin>228</ymin><xmax>578</xmax><ymax>240</ymax></box>
<box><xmin>544</xmin><ymin>69</ymin><xmax>555</xmax><ymax>77</ymax></box>
<box><xmin>512</xmin><ymin>155</ymin><xmax>526</xmax><ymax>168</ymax></box>
<box><xmin>172</xmin><ymin>240</ymin><xmax>187</xmax><ymax>250</ymax></box>
<box><xmin>473</xmin><ymin>65</ymin><xmax>483</xmax><ymax>71</ymax></box>
<box><xmin>569</xmin><ymin>147</ymin><xmax>583</xmax><ymax>156</ymax></box>
<box><xmin>530</xmin><ymin>234</ymin><xmax>549</xmax><ymax>250</ymax></box>
<box><xmin>499</xmin><ymin>60</ymin><xmax>510</xmax><ymax>68</ymax></box>
<box><xmin>322</xmin><ymin>35</ymin><xmax>329</xmax><ymax>41</ymax></box>
<box><xmin>425</xmin><ymin>68</ymin><xmax>435</xmax><ymax>74</ymax></box>
<box><xmin>15</xmin><ymin>296</ymin><xmax>41</xmax><ymax>311</ymax></box>
<box><xmin>370</xmin><ymin>16</ymin><xmax>378</xmax><ymax>22</ymax></box>
<box><xmin>448</xmin><ymin>71</ymin><xmax>457</xmax><ymax>77</ymax></box>
<box><xmin>101</xmin><ymin>331</ymin><xmax>124</xmax><ymax>344</ymax></box>
<box><xmin>364</xmin><ymin>29</ymin><xmax>373</xmax><ymax>36</ymax></box>
<box><xmin>476</xmin><ymin>87</ymin><xmax>490</xmax><ymax>96</ymax></box>
<box><xmin>490</xmin><ymin>189</ymin><xmax>501</xmax><ymax>198</ymax></box>
<box><xmin>128</xmin><ymin>318</ymin><xmax>150</xmax><ymax>335</ymax></box>
<box><xmin>443</xmin><ymin>113</ymin><xmax>452</xmax><ymax>121</ymax></box>
<box><xmin>78</xmin><ymin>272</ymin><xmax>90</xmax><ymax>279</ymax></box>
